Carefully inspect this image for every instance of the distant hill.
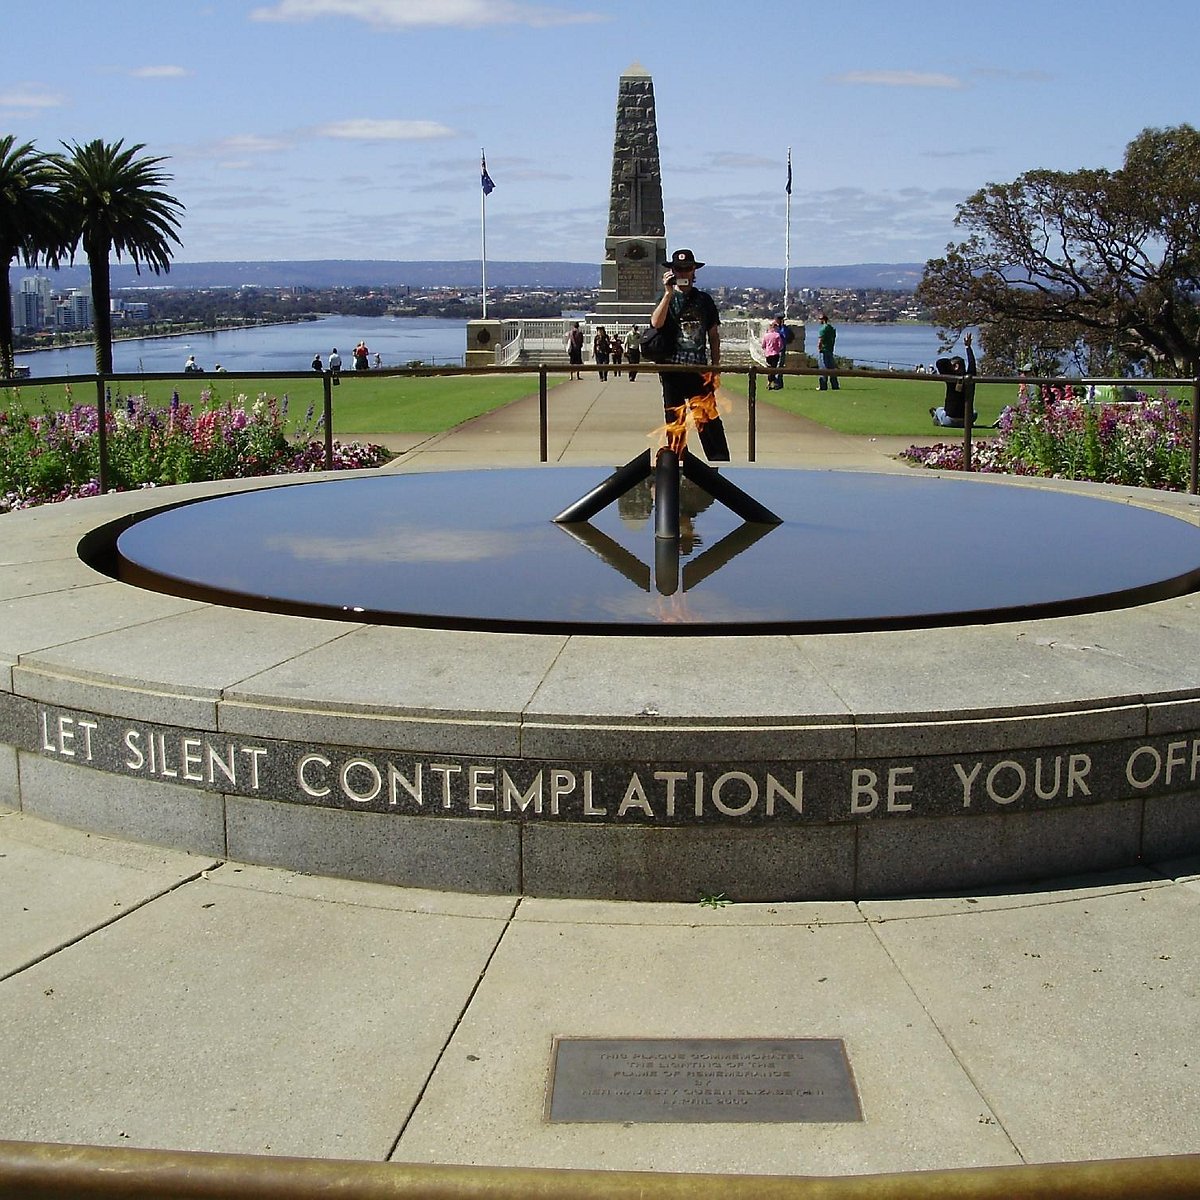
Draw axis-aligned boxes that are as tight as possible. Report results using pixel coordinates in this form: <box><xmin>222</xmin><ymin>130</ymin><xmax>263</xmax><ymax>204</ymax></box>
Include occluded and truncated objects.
<box><xmin>31</xmin><ymin>259</ymin><xmax>924</xmax><ymax>292</ymax></box>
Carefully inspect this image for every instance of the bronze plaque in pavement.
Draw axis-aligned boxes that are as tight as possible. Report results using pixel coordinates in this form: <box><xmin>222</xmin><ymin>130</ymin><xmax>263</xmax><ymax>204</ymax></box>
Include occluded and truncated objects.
<box><xmin>546</xmin><ymin>1037</ymin><xmax>861</xmax><ymax>1123</ymax></box>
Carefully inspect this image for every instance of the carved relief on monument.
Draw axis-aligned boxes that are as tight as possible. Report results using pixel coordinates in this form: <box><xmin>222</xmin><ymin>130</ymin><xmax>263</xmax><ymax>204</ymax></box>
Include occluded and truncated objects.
<box><xmin>614</xmin><ymin>242</ymin><xmax>656</xmax><ymax>297</ymax></box>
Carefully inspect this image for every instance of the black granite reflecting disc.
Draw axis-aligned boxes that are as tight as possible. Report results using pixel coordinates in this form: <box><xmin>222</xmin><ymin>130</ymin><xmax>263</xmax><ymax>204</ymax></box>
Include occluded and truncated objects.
<box><xmin>108</xmin><ymin>468</ymin><xmax>1200</xmax><ymax>634</ymax></box>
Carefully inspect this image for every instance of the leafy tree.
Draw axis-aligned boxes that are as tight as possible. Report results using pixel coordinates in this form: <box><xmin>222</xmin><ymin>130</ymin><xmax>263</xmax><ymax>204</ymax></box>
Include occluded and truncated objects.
<box><xmin>56</xmin><ymin>138</ymin><xmax>184</xmax><ymax>373</ymax></box>
<box><xmin>918</xmin><ymin>125</ymin><xmax>1200</xmax><ymax>376</ymax></box>
<box><xmin>0</xmin><ymin>135</ymin><xmax>62</xmax><ymax>379</ymax></box>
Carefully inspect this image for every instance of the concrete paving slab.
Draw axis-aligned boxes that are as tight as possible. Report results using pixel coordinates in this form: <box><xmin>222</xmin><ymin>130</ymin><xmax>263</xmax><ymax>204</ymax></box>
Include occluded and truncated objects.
<box><xmin>0</xmin><ymin>557</ymin><xmax>102</xmax><ymax>600</ymax></box>
<box><xmin>392</xmin><ymin>909</ymin><xmax>1021</xmax><ymax>1176</ymax></box>
<box><xmin>0</xmin><ymin>862</ymin><xmax>509</xmax><ymax>1159</ymax></box>
<box><xmin>222</xmin><ymin>624</ymin><xmax>567</xmax><ymax>755</ymax></box>
<box><xmin>14</xmin><ymin>607</ymin><xmax>355</xmax><ymax>728</ymax></box>
<box><xmin>515</xmin><ymin>897</ymin><xmax>866</xmax><ymax>927</ymax></box>
<box><xmin>793</xmin><ymin>621</ymin><xmax>1175</xmax><ymax>729</ymax></box>
<box><xmin>522</xmin><ymin>634</ymin><xmax>853</xmax><ymax>761</ymax></box>
<box><xmin>0</xmin><ymin>812</ymin><xmax>216</xmax><ymax>978</ymax></box>
<box><xmin>869</xmin><ymin>879</ymin><xmax>1200</xmax><ymax>1163</ymax></box>
<box><xmin>0</xmin><ymin>582</ymin><xmax>205</xmax><ymax>663</ymax></box>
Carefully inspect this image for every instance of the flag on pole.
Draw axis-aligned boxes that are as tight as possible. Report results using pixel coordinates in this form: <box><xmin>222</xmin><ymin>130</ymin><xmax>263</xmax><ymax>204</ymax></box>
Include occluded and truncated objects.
<box><xmin>785</xmin><ymin>148</ymin><xmax>792</xmax><ymax>195</ymax></box>
<box><xmin>481</xmin><ymin>152</ymin><xmax>495</xmax><ymax>196</ymax></box>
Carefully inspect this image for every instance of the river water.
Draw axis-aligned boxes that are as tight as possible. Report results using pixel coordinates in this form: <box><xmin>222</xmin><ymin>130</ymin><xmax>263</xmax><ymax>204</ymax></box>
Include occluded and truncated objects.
<box><xmin>14</xmin><ymin>315</ymin><xmax>954</xmax><ymax>378</ymax></box>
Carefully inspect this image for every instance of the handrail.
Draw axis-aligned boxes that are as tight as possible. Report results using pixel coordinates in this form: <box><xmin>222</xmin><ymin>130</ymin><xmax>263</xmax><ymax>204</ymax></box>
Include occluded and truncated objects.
<box><xmin>1</xmin><ymin>1140</ymin><xmax>1199</xmax><ymax>1199</ymax></box>
<box><xmin>3</xmin><ymin>364</ymin><xmax>1197</xmax><ymax>492</ymax></box>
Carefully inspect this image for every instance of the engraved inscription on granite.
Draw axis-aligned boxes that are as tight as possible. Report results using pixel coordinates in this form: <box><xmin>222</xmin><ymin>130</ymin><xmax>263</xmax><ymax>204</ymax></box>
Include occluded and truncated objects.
<box><xmin>616</xmin><ymin>261</ymin><xmax>655</xmax><ymax>296</ymax></box>
<box><xmin>546</xmin><ymin>1037</ymin><xmax>862</xmax><ymax>1123</ymax></box>
<box><xmin>22</xmin><ymin>699</ymin><xmax>1200</xmax><ymax>823</ymax></box>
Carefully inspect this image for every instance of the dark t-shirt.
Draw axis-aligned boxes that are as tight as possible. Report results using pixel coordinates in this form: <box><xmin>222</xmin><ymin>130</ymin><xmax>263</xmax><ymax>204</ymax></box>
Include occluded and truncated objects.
<box><xmin>668</xmin><ymin>288</ymin><xmax>719</xmax><ymax>366</ymax></box>
<box><xmin>943</xmin><ymin>345</ymin><xmax>977</xmax><ymax>420</ymax></box>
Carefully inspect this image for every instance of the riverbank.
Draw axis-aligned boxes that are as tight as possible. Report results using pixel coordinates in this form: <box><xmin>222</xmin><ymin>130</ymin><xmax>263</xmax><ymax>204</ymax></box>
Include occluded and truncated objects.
<box><xmin>15</xmin><ymin>316</ymin><xmax>310</xmax><ymax>357</ymax></box>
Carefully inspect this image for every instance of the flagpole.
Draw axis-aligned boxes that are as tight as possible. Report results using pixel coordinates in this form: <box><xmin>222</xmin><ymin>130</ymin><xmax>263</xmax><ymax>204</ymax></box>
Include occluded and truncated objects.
<box><xmin>784</xmin><ymin>146</ymin><xmax>792</xmax><ymax>322</ymax></box>
<box><xmin>480</xmin><ymin>148</ymin><xmax>488</xmax><ymax>320</ymax></box>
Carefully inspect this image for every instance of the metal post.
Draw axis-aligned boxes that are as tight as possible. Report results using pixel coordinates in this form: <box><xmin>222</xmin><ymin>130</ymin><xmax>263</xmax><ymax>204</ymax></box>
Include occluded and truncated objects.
<box><xmin>95</xmin><ymin>378</ymin><xmax>109</xmax><ymax>494</ymax></box>
<box><xmin>962</xmin><ymin>387</ymin><xmax>974</xmax><ymax>473</ymax></box>
<box><xmin>748</xmin><ymin>369</ymin><xmax>758</xmax><ymax>462</ymax></box>
<box><xmin>681</xmin><ymin>454</ymin><xmax>783</xmax><ymax>526</ymax></box>
<box><xmin>1191</xmin><ymin>377</ymin><xmax>1199</xmax><ymax>495</ymax></box>
<box><xmin>654</xmin><ymin>534</ymin><xmax>680</xmax><ymax>596</ymax></box>
<box><xmin>654</xmin><ymin>447</ymin><xmax>680</xmax><ymax>541</ymax></box>
<box><xmin>539</xmin><ymin>366</ymin><xmax>548</xmax><ymax>463</ymax></box>
<box><xmin>553</xmin><ymin>451</ymin><xmax>652</xmax><ymax>524</ymax></box>
<box><xmin>322</xmin><ymin>371</ymin><xmax>333</xmax><ymax>471</ymax></box>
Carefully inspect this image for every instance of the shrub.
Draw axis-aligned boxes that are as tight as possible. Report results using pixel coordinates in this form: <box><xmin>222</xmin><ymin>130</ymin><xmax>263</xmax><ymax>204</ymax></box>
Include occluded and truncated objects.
<box><xmin>0</xmin><ymin>387</ymin><xmax>391</xmax><ymax>512</ymax></box>
<box><xmin>901</xmin><ymin>384</ymin><xmax>1192</xmax><ymax>490</ymax></box>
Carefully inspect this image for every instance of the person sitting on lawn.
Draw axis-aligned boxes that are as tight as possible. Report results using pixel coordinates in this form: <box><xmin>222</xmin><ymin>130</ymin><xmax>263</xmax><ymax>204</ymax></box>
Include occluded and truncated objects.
<box><xmin>931</xmin><ymin>333</ymin><xmax>977</xmax><ymax>426</ymax></box>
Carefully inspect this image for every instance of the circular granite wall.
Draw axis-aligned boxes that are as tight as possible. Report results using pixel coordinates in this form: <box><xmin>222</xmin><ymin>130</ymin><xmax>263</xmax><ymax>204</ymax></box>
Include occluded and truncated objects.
<box><xmin>3</xmin><ymin>468</ymin><xmax>1200</xmax><ymax>901</ymax></box>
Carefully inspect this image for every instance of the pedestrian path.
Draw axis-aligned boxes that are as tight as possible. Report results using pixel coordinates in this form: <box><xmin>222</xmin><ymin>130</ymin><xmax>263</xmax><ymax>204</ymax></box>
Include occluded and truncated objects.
<box><xmin>348</xmin><ymin>373</ymin><xmax>918</xmax><ymax>472</ymax></box>
<box><xmin>3</xmin><ymin>380</ymin><xmax>1197</xmax><ymax>1188</ymax></box>
<box><xmin>1</xmin><ymin>810</ymin><xmax>1197</xmax><ymax>1180</ymax></box>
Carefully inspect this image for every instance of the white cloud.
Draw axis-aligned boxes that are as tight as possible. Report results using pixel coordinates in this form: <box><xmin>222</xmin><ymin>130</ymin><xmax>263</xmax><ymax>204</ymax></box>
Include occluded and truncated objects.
<box><xmin>249</xmin><ymin>0</ymin><xmax>604</xmax><ymax>29</ymax></box>
<box><xmin>129</xmin><ymin>65</ymin><xmax>191</xmax><ymax>78</ymax></box>
<box><xmin>0</xmin><ymin>83</ymin><xmax>66</xmax><ymax>109</ymax></box>
<box><xmin>217</xmin><ymin>134</ymin><xmax>294</xmax><ymax>154</ymax></box>
<box><xmin>312</xmin><ymin>119</ymin><xmax>457</xmax><ymax>141</ymax></box>
<box><xmin>832</xmin><ymin>70</ymin><xmax>965</xmax><ymax>89</ymax></box>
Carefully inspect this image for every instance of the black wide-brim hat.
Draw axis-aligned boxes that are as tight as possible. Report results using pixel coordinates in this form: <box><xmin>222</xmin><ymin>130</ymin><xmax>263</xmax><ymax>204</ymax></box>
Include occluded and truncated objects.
<box><xmin>669</xmin><ymin>248</ymin><xmax>705</xmax><ymax>269</ymax></box>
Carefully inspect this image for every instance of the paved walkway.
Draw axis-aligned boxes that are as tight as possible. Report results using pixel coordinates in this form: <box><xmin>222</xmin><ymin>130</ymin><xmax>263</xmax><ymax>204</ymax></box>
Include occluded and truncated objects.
<box><xmin>347</xmin><ymin>371</ymin><xmax>920</xmax><ymax>471</ymax></box>
<box><xmin>2</xmin><ymin>379</ymin><xmax>1197</xmax><ymax>1184</ymax></box>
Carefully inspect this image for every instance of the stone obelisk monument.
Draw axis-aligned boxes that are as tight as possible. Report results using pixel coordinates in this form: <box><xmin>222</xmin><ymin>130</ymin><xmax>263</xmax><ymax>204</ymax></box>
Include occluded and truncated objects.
<box><xmin>592</xmin><ymin>63</ymin><xmax>668</xmax><ymax>322</ymax></box>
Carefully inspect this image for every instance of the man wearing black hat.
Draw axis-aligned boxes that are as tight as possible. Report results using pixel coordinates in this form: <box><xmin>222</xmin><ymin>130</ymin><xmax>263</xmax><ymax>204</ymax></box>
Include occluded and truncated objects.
<box><xmin>648</xmin><ymin>248</ymin><xmax>731</xmax><ymax>461</ymax></box>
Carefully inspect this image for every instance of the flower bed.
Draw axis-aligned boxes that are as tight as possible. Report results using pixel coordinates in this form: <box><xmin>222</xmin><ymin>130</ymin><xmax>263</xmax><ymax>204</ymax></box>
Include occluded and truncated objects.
<box><xmin>1</xmin><ymin>388</ymin><xmax>391</xmax><ymax>512</ymax></box>
<box><xmin>902</xmin><ymin>384</ymin><xmax>1192</xmax><ymax>490</ymax></box>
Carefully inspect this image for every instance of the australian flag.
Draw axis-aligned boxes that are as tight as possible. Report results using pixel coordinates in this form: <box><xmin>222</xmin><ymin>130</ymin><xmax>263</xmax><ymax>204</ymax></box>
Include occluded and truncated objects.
<box><xmin>786</xmin><ymin>148</ymin><xmax>792</xmax><ymax>195</ymax></box>
<box><xmin>481</xmin><ymin>153</ymin><xmax>495</xmax><ymax>196</ymax></box>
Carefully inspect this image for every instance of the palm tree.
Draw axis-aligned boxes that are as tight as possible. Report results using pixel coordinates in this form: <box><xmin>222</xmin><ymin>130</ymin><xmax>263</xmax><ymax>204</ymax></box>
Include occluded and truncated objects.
<box><xmin>0</xmin><ymin>135</ymin><xmax>61</xmax><ymax>379</ymax></box>
<box><xmin>56</xmin><ymin>138</ymin><xmax>184</xmax><ymax>373</ymax></box>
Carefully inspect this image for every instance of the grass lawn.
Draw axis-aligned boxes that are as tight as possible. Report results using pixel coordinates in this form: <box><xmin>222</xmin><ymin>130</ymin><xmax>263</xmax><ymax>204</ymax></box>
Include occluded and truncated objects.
<box><xmin>7</xmin><ymin>372</ymin><xmax>565</xmax><ymax>437</ymax></box>
<box><xmin>718</xmin><ymin>371</ymin><xmax>1015</xmax><ymax>437</ymax></box>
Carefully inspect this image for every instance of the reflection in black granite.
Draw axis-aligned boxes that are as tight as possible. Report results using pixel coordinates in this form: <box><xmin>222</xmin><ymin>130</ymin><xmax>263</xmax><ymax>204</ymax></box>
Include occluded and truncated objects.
<box><xmin>111</xmin><ymin>469</ymin><xmax>1200</xmax><ymax>634</ymax></box>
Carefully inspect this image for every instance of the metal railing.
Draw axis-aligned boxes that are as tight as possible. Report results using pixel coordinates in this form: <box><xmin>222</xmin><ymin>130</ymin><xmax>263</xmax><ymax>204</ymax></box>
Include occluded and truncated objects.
<box><xmin>2</xmin><ymin>363</ymin><xmax>1198</xmax><ymax>494</ymax></box>
<box><xmin>2</xmin><ymin>1139</ymin><xmax>1199</xmax><ymax>1199</ymax></box>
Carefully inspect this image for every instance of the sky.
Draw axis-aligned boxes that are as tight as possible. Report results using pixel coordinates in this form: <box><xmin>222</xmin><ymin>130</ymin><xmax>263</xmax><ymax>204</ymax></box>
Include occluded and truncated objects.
<box><xmin>4</xmin><ymin>0</ymin><xmax>1196</xmax><ymax>271</ymax></box>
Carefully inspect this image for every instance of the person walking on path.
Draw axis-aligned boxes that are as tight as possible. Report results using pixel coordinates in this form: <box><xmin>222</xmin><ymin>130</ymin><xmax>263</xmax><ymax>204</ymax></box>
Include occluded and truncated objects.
<box><xmin>328</xmin><ymin>347</ymin><xmax>342</xmax><ymax>385</ymax></box>
<box><xmin>610</xmin><ymin>333</ymin><xmax>623</xmax><ymax>377</ymax></box>
<box><xmin>566</xmin><ymin>322</ymin><xmax>584</xmax><ymax>380</ymax></box>
<box><xmin>593</xmin><ymin>326</ymin><xmax>611</xmax><ymax>381</ymax></box>
<box><xmin>624</xmin><ymin>325</ymin><xmax>641</xmax><ymax>382</ymax></box>
<box><xmin>648</xmin><ymin>248</ymin><xmax>730</xmax><ymax>461</ymax></box>
<box><xmin>816</xmin><ymin>313</ymin><xmax>839</xmax><ymax>390</ymax></box>
<box><xmin>761</xmin><ymin>316</ymin><xmax>784</xmax><ymax>390</ymax></box>
<box><xmin>776</xmin><ymin>315</ymin><xmax>793</xmax><ymax>388</ymax></box>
